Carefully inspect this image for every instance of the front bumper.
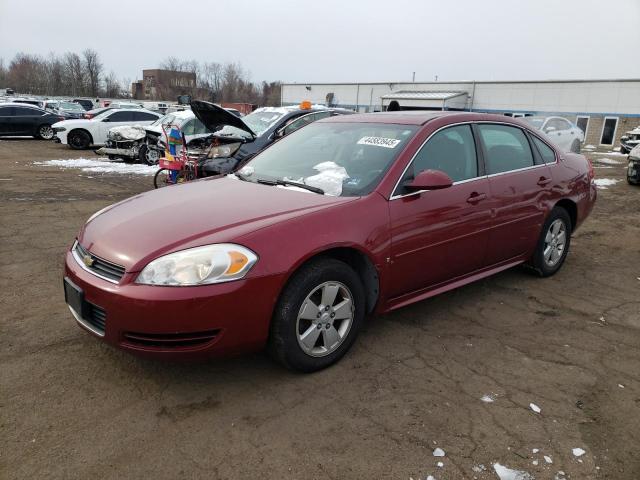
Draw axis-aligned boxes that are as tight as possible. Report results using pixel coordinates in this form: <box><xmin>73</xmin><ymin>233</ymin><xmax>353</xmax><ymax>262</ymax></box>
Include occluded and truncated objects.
<box><xmin>96</xmin><ymin>146</ymin><xmax>139</xmax><ymax>158</ymax></box>
<box><xmin>64</xmin><ymin>247</ymin><xmax>286</xmax><ymax>360</ymax></box>
<box><xmin>628</xmin><ymin>157</ymin><xmax>640</xmax><ymax>184</ymax></box>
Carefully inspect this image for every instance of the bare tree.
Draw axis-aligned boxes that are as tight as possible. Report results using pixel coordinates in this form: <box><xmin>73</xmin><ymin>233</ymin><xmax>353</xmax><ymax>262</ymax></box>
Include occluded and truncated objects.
<box><xmin>160</xmin><ymin>56</ymin><xmax>183</xmax><ymax>71</ymax></box>
<box><xmin>83</xmin><ymin>49</ymin><xmax>103</xmax><ymax>97</ymax></box>
<box><xmin>63</xmin><ymin>52</ymin><xmax>85</xmax><ymax>96</ymax></box>
<box><xmin>103</xmin><ymin>71</ymin><xmax>120</xmax><ymax>98</ymax></box>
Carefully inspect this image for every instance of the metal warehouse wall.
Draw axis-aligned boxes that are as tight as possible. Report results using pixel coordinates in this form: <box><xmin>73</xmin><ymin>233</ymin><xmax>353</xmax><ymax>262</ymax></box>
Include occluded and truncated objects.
<box><xmin>281</xmin><ymin>80</ymin><xmax>640</xmax><ymax>117</ymax></box>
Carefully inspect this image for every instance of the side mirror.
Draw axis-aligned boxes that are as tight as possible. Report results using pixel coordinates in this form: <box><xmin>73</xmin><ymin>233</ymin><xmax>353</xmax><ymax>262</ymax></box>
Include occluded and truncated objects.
<box><xmin>274</xmin><ymin>127</ymin><xmax>285</xmax><ymax>139</ymax></box>
<box><xmin>406</xmin><ymin>169</ymin><xmax>453</xmax><ymax>191</ymax></box>
<box><xmin>102</xmin><ymin>118</ymin><xmax>110</xmax><ymax>122</ymax></box>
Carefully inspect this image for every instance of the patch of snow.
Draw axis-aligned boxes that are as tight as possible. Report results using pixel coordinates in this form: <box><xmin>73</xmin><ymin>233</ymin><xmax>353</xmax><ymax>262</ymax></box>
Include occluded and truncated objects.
<box><xmin>532</xmin><ymin>459</ymin><xmax>538</xmax><ymax>466</ymax></box>
<box><xmin>529</xmin><ymin>403</ymin><xmax>541</xmax><ymax>414</ymax></box>
<box><xmin>592</xmin><ymin>157</ymin><xmax>622</xmax><ymax>165</ymax></box>
<box><xmin>493</xmin><ymin>463</ymin><xmax>534</xmax><ymax>480</ymax></box>
<box><xmin>432</xmin><ymin>448</ymin><xmax>445</xmax><ymax>457</ymax></box>
<box><xmin>426</xmin><ymin>476</ymin><xmax>435</xmax><ymax>480</ymax></box>
<box><xmin>594</xmin><ymin>178</ymin><xmax>620</xmax><ymax>189</ymax></box>
<box><xmin>583</xmin><ymin>144</ymin><xmax>595</xmax><ymax>149</ymax></box>
<box><xmin>532</xmin><ymin>448</ymin><xmax>539</xmax><ymax>454</ymax></box>
<box><xmin>480</xmin><ymin>394</ymin><xmax>495</xmax><ymax>403</ymax></box>
<box><xmin>572</xmin><ymin>447</ymin><xmax>586</xmax><ymax>457</ymax></box>
<box><xmin>554</xmin><ymin>472</ymin><xmax>567</xmax><ymax>480</ymax></box>
<box><xmin>544</xmin><ymin>455</ymin><xmax>553</xmax><ymax>464</ymax></box>
<box><xmin>437</xmin><ymin>461</ymin><xmax>444</xmax><ymax>468</ymax></box>
<box><xmin>599</xmin><ymin>151</ymin><xmax>626</xmax><ymax>157</ymax></box>
<box><xmin>618</xmin><ymin>384</ymin><xmax>625</xmax><ymax>388</ymax></box>
<box><xmin>472</xmin><ymin>464</ymin><xmax>486</xmax><ymax>473</ymax></box>
<box><xmin>34</xmin><ymin>158</ymin><xmax>157</xmax><ymax>176</ymax></box>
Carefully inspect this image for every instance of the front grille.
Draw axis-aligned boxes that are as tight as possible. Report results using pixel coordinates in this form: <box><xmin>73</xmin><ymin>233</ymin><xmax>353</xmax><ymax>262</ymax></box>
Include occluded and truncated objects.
<box><xmin>74</xmin><ymin>242</ymin><xmax>125</xmax><ymax>283</ymax></box>
<box><xmin>122</xmin><ymin>330</ymin><xmax>219</xmax><ymax>349</ymax></box>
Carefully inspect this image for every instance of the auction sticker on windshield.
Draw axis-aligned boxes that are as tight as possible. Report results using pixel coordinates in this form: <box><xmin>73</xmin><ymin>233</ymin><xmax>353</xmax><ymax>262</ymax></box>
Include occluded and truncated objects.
<box><xmin>357</xmin><ymin>137</ymin><xmax>401</xmax><ymax>148</ymax></box>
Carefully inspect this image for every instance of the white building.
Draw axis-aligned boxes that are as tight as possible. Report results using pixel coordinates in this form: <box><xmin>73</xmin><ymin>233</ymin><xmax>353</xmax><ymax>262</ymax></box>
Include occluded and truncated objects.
<box><xmin>281</xmin><ymin>79</ymin><xmax>640</xmax><ymax>148</ymax></box>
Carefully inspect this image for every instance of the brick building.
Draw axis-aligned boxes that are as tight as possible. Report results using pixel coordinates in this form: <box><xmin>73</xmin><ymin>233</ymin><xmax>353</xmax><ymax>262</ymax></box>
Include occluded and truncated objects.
<box><xmin>282</xmin><ymin>79</ymin><xmax>640</xmax><ymax>149</ymax></box>
<box><xmin>132</xmin><ymin>69</ymin><xmax>197</xmax><ymax>101</ymax></box>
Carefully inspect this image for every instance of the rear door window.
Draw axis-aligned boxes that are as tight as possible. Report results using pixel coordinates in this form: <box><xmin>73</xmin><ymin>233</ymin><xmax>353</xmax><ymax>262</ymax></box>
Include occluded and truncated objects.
<box><xmin>14</xmin><ymin>106</ymin><xmax>39</xmax><ymax>116</ymax></box>
<box><xmin>108</xmin><ymin>111</ymin><xmax>135</xmax><ymax>122</ymax></box>
<box><xmin>477</xmin><ymin>124</ymin><xmax>534</xmax><ymax>174</ymax></box>
<box><xmin>134</xmin><ymin>112</ymin><xmax>160</xmax><ymax>122</ymax></box>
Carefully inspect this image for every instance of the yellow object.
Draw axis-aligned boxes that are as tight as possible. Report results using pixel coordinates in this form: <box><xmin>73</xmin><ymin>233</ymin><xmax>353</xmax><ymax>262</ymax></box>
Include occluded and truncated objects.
<box><xmin>300</xmin><ymin>100</ymin><xmax>312</xmax><ymax>110</ymax></box>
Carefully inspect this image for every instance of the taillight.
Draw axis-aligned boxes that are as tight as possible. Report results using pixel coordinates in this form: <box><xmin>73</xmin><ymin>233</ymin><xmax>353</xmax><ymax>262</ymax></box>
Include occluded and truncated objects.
<box><xmin>57</xmin><ymin>116</ymin><xmax>64</xmax><ymax>121</ymax></box>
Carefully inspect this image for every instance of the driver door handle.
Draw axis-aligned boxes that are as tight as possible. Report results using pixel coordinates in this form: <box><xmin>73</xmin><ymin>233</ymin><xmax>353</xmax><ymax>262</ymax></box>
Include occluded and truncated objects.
<box><xmin>466</xmin><ymin>192</ymin><xmax>487</xmax><ymax>204</ymax></box>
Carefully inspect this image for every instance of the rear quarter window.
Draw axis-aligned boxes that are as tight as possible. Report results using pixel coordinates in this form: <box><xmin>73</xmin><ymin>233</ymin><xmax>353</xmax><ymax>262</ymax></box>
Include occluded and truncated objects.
<box><xmin>532</xmin><ymin>136</ymin><xmax>557</xmax><ymax>164</ymax></box>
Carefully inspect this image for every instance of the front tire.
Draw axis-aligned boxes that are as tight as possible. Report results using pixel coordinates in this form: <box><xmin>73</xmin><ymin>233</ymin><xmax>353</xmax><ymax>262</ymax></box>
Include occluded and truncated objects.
<box><xmin>36</xmin><ymin>124</ymin><xmax>54</xmax><ymax>140</ymax></box>
<box><xmin>139</xmin><ymin>144</ymin><xmax>160</xmax><ymax>165</ymax></box>
<box><xmin>68</xmin><ymin>130</ymin><xmax>91</xmax><ymax>150</ymax></box>
<box><xmin>528</xmin><ymin>207</ymin><xmax>572</xmax><ymax>277</ymax></box>
<box><xmin>269</xmin><ymin>258</ymin><xmax>365</xmax><ymax>372</ymax></box>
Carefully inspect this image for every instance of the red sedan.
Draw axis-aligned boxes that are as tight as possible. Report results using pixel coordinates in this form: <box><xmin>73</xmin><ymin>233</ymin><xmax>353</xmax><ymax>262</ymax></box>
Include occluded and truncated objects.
<box><xmin>64</xmin><ymin>111</ymin><xmax>596</xmax><ymax>372</ymax></box>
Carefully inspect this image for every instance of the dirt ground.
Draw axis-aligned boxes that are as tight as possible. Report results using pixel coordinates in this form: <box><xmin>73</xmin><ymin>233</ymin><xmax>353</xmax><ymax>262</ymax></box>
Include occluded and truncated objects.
<box><xmin>1</xmin><ymin>138</ymin><xmax>639</xmax><ymax>480</ymax></box>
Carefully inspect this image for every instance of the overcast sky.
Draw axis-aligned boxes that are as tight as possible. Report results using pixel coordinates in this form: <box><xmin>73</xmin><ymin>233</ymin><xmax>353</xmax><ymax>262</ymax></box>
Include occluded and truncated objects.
<box><xmin>1</xmin><ymin>0</ymin><xmax>639</xmax><ymax>84</ymax></box>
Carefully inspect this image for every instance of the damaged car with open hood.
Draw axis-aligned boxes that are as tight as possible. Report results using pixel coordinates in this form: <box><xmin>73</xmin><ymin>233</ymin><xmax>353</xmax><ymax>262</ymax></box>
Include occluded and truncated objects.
<box><xmin>189</xmin><ymin>101</ymin><xmax>354</xmax><ymax>176</ymax></box>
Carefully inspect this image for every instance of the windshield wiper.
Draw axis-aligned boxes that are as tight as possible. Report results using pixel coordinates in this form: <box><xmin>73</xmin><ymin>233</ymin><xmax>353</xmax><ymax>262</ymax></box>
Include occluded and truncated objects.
<box><xmin>257</xmin><ymin>178</ymin><xmax>324</xmax><ymax>195</ymax></box>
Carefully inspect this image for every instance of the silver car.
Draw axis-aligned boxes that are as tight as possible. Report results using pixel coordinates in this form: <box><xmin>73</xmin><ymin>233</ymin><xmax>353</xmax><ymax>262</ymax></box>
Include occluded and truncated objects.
<box><xmin>523</xmin><ymin>116</ymin><xmax>584</xmax><ymax>153</ymax></box>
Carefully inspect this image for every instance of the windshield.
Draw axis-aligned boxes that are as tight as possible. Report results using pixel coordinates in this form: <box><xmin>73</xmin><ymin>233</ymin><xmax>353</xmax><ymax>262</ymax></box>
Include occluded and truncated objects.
<box><xmin>522</xmin><ymin>117</ymin><xmax>545</xmax><ymax>130</ymax></box>
<box><xmin>151</xmin><ymin>113</ymin><xmax>177</xmax><ymax>127</ymax></box>
<box><xmin>237</xmin><ymin>122</ymin><xmax>418</xmax><ymax>197</ymax></box>
<box><xmin>240</xmin><ymin>109</ymin><xmax>288</xmax><ymax>136</ymax></box>
<box><xmin>60</xmin><ymin>102</ymin><xmax>84</xmax><ymax>111</ymax></box>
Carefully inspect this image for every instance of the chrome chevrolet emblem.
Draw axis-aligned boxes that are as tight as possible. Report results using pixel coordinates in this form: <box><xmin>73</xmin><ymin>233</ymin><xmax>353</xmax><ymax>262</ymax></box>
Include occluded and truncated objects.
<box><xmin>83</xmin><ymin>254</ymin><xmax>94</xmax><ymax>267</ymax></box>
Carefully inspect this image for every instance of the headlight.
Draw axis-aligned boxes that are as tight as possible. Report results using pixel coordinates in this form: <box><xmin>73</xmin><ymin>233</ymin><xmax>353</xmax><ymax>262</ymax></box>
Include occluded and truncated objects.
<box><xmin>207</xmin><ymin>142</ymin><xmax>241</xmax><ymax>159</ymax></box>
<box><xmin>136</xmin><ymin>244</ymin><xmax>258</xmax><ymax>286</ymax></box>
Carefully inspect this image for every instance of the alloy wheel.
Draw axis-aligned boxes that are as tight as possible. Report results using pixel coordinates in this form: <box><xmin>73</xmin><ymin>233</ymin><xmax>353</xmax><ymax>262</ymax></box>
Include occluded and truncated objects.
<box><xmin>39</xmin><ymin>125</ymin><xmax>54</xmax><ymax>140</ymax></box>
<box><xmin>296</xmin><ymin>281</ymin><xmax>354</xmax><ymax>357</ymax></box>
<box><xmin>543</xmin><ymin>219</ymin><xmax>567</xmax><ymax>267</ymax></box>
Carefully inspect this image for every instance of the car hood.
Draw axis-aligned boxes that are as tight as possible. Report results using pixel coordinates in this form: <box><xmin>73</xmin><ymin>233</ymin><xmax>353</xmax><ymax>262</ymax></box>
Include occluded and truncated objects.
<box><xmin>78</xmin><ymin>177</ymin><xmax>355</xmax><ymax>272</ymax></box>
<box><xmin>108</xmin><ymin>125</ymin><xmax>146</xmax><ymax>140</ymax></box>
<box><xmin>52</xmin><ymin>119</ymin><xmax>93</xmax><ymax>128</ymax></box>
<box><xmin>191</xmin><ymin>101</ymin><xmax>256</xmax><ymax>138</ymax></box>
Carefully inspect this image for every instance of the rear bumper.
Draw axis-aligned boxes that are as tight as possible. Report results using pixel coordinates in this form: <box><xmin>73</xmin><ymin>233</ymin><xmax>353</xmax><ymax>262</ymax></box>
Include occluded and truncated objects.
<box><xmin>63</xmin><ymin>248</ymin><xmax>285</xmax><ymax>360</ymax></box>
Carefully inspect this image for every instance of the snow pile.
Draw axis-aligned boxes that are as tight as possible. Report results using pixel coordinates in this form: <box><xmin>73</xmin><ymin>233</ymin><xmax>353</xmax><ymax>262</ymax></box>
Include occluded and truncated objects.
<box><xmin>480</xmin><ymin>394</ymin><xmax>495</xmax><ymax>403</ymax></box>
<box><xmin>493</xmin><ymin>463</ymin><xmax>534</xmax><ymax>480</ymax></box>
<box><xmin>35</xmin><ymin>158</ymin><xmax>157</xmax><ymax>176</ymax></box>
<box><xmin>305</xmin><ymin>161</ymin><xmax>349</xmax><ymax>196</ymax></box>
<box><xmin>592</xmin><ymin>157</ymin><xmax>622</xmax><ymax>165</ymax></box>
<box><xmin>594</xmin><ymin>178</ymin><xmax>620</xmax><ymax>189</ymax></box>
<box><xmin>529</xmin><ymin>403</ymin><xmax>541</xmax><ymax>414</ymax></box>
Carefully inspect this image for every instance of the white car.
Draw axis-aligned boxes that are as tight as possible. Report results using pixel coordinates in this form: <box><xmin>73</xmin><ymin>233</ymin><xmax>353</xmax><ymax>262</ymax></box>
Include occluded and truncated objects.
<box><xmin>523</xmin><ymin>116</ymin><xmax>584</xmax><ymax>153</ymax></box>
<box><xmin>52</xmin><ymin>108</ymin><xmax>161</xmax><ymax>149</ymax></box>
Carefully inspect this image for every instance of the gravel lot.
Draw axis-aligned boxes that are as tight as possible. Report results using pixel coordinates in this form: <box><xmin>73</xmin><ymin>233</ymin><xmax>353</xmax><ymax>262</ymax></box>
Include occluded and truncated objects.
<box><xmin>1</xmin><ymin>139</ymin><xmax>639</xmax><ymax>480</ymax></box>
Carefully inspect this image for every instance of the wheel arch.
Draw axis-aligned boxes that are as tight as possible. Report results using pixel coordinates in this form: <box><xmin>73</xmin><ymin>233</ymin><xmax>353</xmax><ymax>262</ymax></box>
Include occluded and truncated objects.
<box><xmin>280</xmin><ymin>246</ymin><xmax>380</xmax><ymax>315</ymax></box>
<box><xmin>554</xmin><ymin>198</ymin><xmax>577</xmax><ymax>230</ymax></box>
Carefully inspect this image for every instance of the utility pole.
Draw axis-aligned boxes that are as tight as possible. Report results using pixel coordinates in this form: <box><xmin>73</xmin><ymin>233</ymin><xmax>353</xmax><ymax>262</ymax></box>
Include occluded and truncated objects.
<box><xmin>412</xmin><ymin>72</ymin><xmax>415</xmax><ymax>83</ymax></box>
<box><xmin>434</xmin><ymin>75</ymin><xmax>438</xmax><ymax>82</ymax></box>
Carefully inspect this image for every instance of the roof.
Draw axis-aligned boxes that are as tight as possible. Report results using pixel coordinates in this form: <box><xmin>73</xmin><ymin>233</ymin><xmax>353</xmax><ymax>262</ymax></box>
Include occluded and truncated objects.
<box><xmin>381</xmin><ymin>91</ymin><xmax>467</xmax><ymax>101</ymax></box>
<box><xmin>283</xmin><ymin>78</ymin><xmax>640</xmax><ymax>86</ymax></box>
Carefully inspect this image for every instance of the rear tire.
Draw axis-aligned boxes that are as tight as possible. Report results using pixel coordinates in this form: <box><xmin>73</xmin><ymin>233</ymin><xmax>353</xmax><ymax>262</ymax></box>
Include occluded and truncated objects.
<box><xmin>36</xmin><ymin>124</ymin><xmax>54</xmax><ymax>140</ymax></box>
<box><xmin>68</xmin><ymin>130</ymin><xmax>91</xmax><ymax>150</ymax></box>
<box><xmin>268</xmin><ymin>258</ymin><xmax>365</xmax><ymax>372</ymax></box>
<box><xmin>570</xmin><ymin>139</ymin><xmax>581</xmax><ymax>153</ymax></box>
<box><xmin>527</xmin><ymin>207</ymin><xmax>572</xmax><ymax>277</ymax></box>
